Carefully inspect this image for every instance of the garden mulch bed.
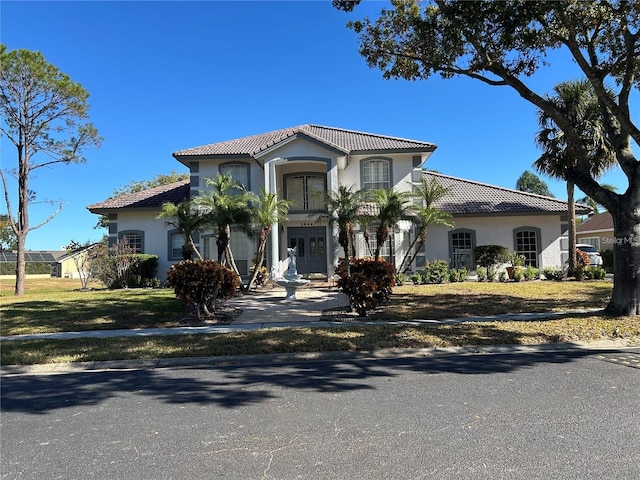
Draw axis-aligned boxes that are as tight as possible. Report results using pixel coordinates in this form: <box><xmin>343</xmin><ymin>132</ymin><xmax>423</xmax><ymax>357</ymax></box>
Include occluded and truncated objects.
<box><xmin>178</xmin><ymin>302</ymin><xmax>243</xmax><ymax>326</ymax></box>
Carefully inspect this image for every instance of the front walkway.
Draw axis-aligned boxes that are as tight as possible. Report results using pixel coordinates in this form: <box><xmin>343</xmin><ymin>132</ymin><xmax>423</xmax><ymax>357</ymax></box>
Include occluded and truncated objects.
<box><xmin>226</xmin><ymin>284</ymin><xmax>350</xmax><ymax>324</ymax></box>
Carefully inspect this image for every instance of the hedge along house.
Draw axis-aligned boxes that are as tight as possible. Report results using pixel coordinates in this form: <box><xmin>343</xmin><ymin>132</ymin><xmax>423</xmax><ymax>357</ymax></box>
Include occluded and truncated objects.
<box><xmin>87</xmin><ymin>124</ymin><xmax>585</xmax><ymax>281</ymax></box>
<box><xmin>421</xmin><ymin>171</ymin><xmax>591</xmax><ymax>271</ymax></box>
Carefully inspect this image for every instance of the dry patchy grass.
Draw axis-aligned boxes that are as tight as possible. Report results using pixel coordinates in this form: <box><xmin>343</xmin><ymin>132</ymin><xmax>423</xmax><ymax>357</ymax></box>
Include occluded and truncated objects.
<box><xmin>2</xmin><ymin>315</ymin><xmax>638</xmax><ymax>365</ymax></box>
<box><xmin>372</xmin><ymin>281</ymin><xmax>612</xmax><ymax>320</ymax></box>
<box><xmin>2</xmin><ymin>277</ymin><xmax>637</xmax><ymax>366</ymax></box>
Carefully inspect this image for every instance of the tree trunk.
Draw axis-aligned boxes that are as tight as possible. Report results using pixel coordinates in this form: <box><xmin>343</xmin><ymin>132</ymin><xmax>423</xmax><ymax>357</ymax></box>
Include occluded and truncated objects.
<box><xmin>339</xmin><ymin>229</ymin><xmax>351</xmax><ymax>277</ymax></box>
<box><xmin>216</xmin><ymin>227</ymin><xmax>228</xmax><ymax>264</ymax></box>
<box><xmin>224</xmin><ymin>244</ymin><xmax>241</xmax><ymax>276</ymax></box>
<box><xmin>14</xmin><ymin>135</ymin><xmax>28</xmax><ymax>296</ymax></box>
<box><xmin>606</xmin><ymin>209</ymin><xmax>640</xmax><ymax>316</ymax></box>
<box><xmin>400</xmin><ymin>229</ymin><xmax>426</xmax><ymax>274</ymax></box>
<box><xmin>245</xmin><ymin>228</ymin><xmax>269</xmax><ymax>292</ymax></box>
<box><xmin>14</xmin><ymin>233</ymin><xmax>26</xmax><ymax>296</ymax></box>
<box><xmin>567</xmin><ymin>181</ymin><xmax>577</xmax><ymax>277</ymax></box>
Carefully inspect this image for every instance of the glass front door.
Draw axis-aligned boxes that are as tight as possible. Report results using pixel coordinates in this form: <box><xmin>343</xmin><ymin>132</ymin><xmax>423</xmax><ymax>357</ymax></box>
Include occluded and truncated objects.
<box><xmin>287</xmin><ymin>227</ymin><xmax>327</xmax><ymax>275</ymax></box>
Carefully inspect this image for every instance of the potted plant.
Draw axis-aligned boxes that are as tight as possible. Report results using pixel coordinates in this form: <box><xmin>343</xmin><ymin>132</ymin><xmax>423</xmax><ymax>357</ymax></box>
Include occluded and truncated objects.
<box><xmin>506</xmin><ymin>252</ymin><xmax>526</xmax><ymax>280</ymax></box>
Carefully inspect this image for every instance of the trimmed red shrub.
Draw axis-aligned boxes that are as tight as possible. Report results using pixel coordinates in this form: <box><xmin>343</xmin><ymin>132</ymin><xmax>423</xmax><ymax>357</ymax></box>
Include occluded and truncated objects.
<box><xmin>336</xmin><ymin>258</ymin><xmax>396</xmax><ymax>316</ymax></box>
<box><xmin>166</xmin><ymin>260</ymin><xmax>239</xmax><ymax>319</ymax></box>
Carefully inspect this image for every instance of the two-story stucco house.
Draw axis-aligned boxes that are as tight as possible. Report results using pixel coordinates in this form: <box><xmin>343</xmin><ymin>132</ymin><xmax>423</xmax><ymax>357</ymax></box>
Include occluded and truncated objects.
<box><xmin>87</xmin><ymin>124</ymin><xmax>585</xmax><ymax>281</ymax></box>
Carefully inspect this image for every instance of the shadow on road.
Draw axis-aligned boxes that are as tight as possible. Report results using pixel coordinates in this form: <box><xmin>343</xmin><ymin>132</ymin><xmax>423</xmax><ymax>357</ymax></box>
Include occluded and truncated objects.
<box><xmin>1</xmin><ymin>348</ymin><xmax>627</xmax><ymax>414</ymax></box>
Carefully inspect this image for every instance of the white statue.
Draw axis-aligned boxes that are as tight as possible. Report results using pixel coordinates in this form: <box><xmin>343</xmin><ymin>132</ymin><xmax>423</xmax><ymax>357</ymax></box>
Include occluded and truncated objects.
<box><xmin>287</xmin><ymin>246</ymin><xmax>298</xmax><ymax>276</ymax></box>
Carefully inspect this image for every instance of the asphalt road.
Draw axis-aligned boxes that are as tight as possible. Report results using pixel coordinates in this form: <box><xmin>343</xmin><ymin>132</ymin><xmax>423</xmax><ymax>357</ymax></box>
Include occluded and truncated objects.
<box><xmin>2</xmin><ymin>348</ymin><xmax>639</xmax><ymax>480</ymax></box>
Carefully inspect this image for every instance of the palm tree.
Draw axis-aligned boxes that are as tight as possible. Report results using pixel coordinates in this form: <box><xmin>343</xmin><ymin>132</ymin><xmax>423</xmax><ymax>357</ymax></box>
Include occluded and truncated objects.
<box><xmin>244</xmin><ymin>187</ymin><xmax>292</xmax><ymax>292</ymax></box>
<box><xmin>534</xmin><ymin>80</ymin><xmax>615</xmax><ymax>276</ymax></box>
<box><xmin>194</xmin><ymin>173</ymin><xmax>253</xmax><ymax>273</ymax></box>
<box><xmin>367</xmin><ymin>189</ymin><xmax>416</xmax><ymax>262</ymax></box>
<box><xmin>399</xmin><ymin>177</ymin><xmax>454</xmax><ymax>273</ymax></box>
<box><xmin>156</xmin><ymin>199</ymin><xmax>208</xmax><ymax>260</ymax></box>
<box><xmin>314</xmin><ymin>185</ymin><xmax>364</xmax><ymax>277</ymax></box>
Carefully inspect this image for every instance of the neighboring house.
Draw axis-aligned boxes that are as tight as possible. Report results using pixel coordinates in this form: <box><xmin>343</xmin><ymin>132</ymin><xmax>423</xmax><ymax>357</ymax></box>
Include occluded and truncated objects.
<box><xmin>577</xmin><ymin>212</ymin><xmax>614</xmax><ymax>251</ymax></box>
<box><xmin>52</xmin><ymin>244</ymin><xmax>101</xmax><ymax>279</ymax></box>
<box><xmin>0</xmin><ymin>247</ymin><xmax>100</xmax><ymax>279</ymax></box>
<box><xmin>87</xmin><ymin>124</ymin><xmax>587</xmax><ymax>281</ymax></box>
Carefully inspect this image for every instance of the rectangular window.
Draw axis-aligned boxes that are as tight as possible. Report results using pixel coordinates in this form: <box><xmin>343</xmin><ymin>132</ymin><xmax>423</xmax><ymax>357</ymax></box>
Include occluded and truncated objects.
<box><xmin>120</xmin><ymin>233</ymin><xmax>142</xmax><ymax>253</ymax></box>
<box><xmin>220</xmin><ymin>163</ymin><xmax>249</xmax><ymax>192</ymax></box>
<box><xmin>367</xmin><ymin>227</ymin><xmax>395</xmax><ymax>263</ymax></box>
<box><xmin>203</xmin><ymin>236</ymin><xmax>214</xmax><ymax>260</ymax></box>
<box><xmin>451</xmin><ymin>231</ymin><xmax>473</xmax><ymax>270</ymax></box>
<box><xmin>516</xmin><ymin>230</ymin><xmax>538</xmax><ymax>267</ymax></box>
<box><xmin>171</xmin><ymin>233</ymin><xmax>184</xmax><ymax>259</ymax></box>
<box><xmin>286</xmin><ymin>174</ymin><xmax>325</xmax><ymax>211</ymax></box>
<box><xmin>363</xmin><ymin>159</ymin><xmax>390</xmax><ymax>190</ymax></box>
<box><xmin>229</xmin><ymin>229</ymin><xmax>250</xmax><ymax>275</ymax></box>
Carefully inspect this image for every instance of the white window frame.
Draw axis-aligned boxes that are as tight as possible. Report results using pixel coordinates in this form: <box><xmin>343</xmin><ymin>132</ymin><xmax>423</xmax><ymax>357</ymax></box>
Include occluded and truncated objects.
<box><xmin>285</xmin><ymin>173</ymin><xmax>326</xmax><ymax>212</ymax></box>
<box><xmin>219</xmin><ymin>162</ymin><xmax>250</xmax><ymax>191</ymax></box>
<box><xmin>362</xmin><ymin>158</ymin><xmax>391</xmax><ymax>191</ymax></box>
<box><xmin>118</xmin><ymin>231</ymin><xmax>144</xmax><ymax>253</ymax></box>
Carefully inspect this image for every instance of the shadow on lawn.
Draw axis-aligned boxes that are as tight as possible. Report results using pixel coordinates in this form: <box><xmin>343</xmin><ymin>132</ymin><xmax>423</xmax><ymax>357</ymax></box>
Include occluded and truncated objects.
<box><xmin>1</xmin><ymin>294</ymin><xmax>183</xmax><ymax>335</ymax></box>
<box><xmin>1</xmin><ymin>345</ymin><xmax>620</xmax><ymax>415</ymax></box>
<box><xmin>375</xmin><ymin>291</ymin><xmax>610</xmax><ymax>320</ymax></box>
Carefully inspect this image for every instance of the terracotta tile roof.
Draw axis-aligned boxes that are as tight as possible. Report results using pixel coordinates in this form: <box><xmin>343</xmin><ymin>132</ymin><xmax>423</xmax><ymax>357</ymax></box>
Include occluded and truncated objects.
<box><xmin>423</xmin><ymin>171</ymin><xmax>591</xmax><ymax>215</ymax></box>
<box><xmin>577</xmin><ymin>212</ymin><xmax>613</xmax><ymax>232</ymax></box>
<box><xmin>173</xmin><ymin>124</ymin><xmax>437</xmax><ymax>158</ymax></box>
<box><xmin>87</xmin><ymin>180</ymin><xmax>190</xmax><ymax>212</ymax></box>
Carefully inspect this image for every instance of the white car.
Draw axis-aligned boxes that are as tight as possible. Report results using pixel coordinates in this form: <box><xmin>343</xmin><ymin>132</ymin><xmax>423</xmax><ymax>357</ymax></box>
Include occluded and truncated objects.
<box><xmin>576</xmin><ymin>244</ymin><xmax>603</xmax><ymax>266</ymax></box>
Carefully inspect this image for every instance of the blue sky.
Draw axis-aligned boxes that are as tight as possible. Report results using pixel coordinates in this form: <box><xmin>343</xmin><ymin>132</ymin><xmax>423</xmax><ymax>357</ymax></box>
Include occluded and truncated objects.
<box><xmin>1</xmin><ymin>0</ymin><xmax>636</xmax><ymax>250</ymax></box>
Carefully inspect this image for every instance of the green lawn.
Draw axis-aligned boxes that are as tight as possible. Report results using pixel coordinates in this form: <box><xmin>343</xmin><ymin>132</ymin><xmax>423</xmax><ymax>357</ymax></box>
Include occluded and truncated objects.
<box><xmin>1</xmin><ymin>277</ymin><xmax>638</xmax><ymax>366</ymax></box>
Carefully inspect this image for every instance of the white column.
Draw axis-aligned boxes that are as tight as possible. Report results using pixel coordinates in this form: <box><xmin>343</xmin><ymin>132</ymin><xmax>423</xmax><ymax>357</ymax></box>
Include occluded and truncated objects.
<box><xmin>266</xmin><ymin>158</ymin><xmax>286</xmax><ymax>278</ymax></box>
<box><xmin>328</xmin><ymin>160</ymin><xmax>340</xmax><ymax>272</ymax></box>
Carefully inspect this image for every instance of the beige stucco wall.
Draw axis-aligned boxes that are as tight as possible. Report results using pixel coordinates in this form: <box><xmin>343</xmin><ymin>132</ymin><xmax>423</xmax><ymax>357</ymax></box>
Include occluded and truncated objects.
<box><xmin>114</xmin><ymin>210</ymin><xmax>176</xmax><ymax>281</ymax></box>
<box><xmin>424</xmin><ymin>214</ymin><xmax>565</xmax><ymax>269</ymax></box>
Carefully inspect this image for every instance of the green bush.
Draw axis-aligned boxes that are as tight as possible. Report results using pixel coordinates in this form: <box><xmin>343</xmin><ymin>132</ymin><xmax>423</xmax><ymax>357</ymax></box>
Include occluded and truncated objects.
<box><xmin>542</xmin><ymin>267</ymin><xmax>563</xmax><ymax>281</ymax></box>
<box><xmin>410</xmin><ymin>272</ymin><xmax>422</xmax><ymax>285</ymax></box>
<box><xmin>166</xmin><ymin>260</ymin><xmax>240</xmax><ymax>319</ymax></box>
<box><xmin>336</xmin><ymin>258</ymin><xmax>396</xmax><ymax>317</ymax></box>
<box><xmin>395</xmin><ymin>272</ymin><xmax>407</xmax><ymax>286</ymax></box>
<box><xmin>486</xmin><ymin>265</ymin><xmax>497</xmax><ymax>282</ymax></box>
<box><xmin>449</xmin><ymin>267</ymin><xmax>468</xmax><ymax>283</ymax></box>
<box><xmin>584</xmin><ymin>266</ymin><xmax>606</xmax><ymax>280</ymax></box>
<box><xmin>422</xmin><ymin>259</ymin><xmax>449</xmax><ymax>284</ymax></box>
<box><xmin>474</xmin><ymin>245</ymin><xmax>509</xmax><ymax>268</ymax></box>
<box><xmin>522</xmin><ymin>265</ymin><xmax>539</xmax><ymax>281</ymax></box>
<box><xmin>476</xmin><ymin>266</ymin><xmax>487</xmax><ymax>282</ymax></box>
<box><xmin>125</xmin><ymin>254</ymin><xmax>159</xmax><ymax>287</ymax></box>
<box><xmin>499</xmin><ymin>270</ymin><xmax>507</xmax><ymax>282</ymax></box>
<box><xmin>512</xmin><ymin>266</ymin><xmax>523</xmax><ymax>282</ymax></box>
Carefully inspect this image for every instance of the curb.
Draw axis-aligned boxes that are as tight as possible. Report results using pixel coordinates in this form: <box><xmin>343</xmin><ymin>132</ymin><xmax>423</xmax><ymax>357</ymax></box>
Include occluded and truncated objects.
<box><xmin>2</xmin><ymin>339</ymin><xmax>635</xmax><ymax>377</ymax></box>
